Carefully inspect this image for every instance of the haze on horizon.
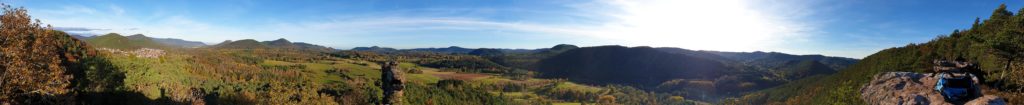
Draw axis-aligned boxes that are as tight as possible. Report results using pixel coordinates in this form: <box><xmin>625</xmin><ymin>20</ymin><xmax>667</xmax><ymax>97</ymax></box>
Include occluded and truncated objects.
<box><xmin>7</xmin><ymin>0</ymin><xmax>1023</xmax><ymax>58</ymax></box>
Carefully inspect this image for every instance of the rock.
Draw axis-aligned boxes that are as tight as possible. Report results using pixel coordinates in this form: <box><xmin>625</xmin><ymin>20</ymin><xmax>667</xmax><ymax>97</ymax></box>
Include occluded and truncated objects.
<box><xmin>380</xmin><ymin>61</ymin><xmax>405</xmax><ymax>105</ymax></box>
<box><xmin>861</xmin><ymin>72</ymin><xmax>950</xmax><ymax>105</ymax></box>
<box><xmin>860</xmin><ymin>72</ymin><xmax>1006</xmax><ymax>105</ymax></box>
<box><xmin>966</xmin><ymin>95</ymin><xmax>1007</xmax><ymax>105</ymax></box>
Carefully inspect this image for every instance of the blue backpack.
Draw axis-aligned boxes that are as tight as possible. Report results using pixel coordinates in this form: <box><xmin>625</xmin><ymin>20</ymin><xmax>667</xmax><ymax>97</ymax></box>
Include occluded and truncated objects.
<box><xmin>934</xmin><ymin>72</ymin><xmax>979</xmax><ymax>102</ymax></box>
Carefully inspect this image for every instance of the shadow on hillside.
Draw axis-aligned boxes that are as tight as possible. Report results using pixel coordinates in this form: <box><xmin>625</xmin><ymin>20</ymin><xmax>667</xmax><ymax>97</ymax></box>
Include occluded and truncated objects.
<box><xmin>68</xmin><ymin>56</ymin><xmax>198</xmax><ymax>104</ymax></box>
<box><xmin>70</xmin><ymin>56</ymin><xmax>125</xmax><ymax>91</ymax></box>
<box><xmin>78</xmin><ymin>91</ymin><xmax>192</xmax><ymax>104</ymax></box>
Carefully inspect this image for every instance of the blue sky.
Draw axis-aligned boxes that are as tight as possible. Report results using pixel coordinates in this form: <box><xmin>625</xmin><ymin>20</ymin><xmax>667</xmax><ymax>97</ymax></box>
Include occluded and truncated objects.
<box><xmin>5</xmin><ymin>0</ymin><xmax>1023</xmax><ymax>58</ymax></box>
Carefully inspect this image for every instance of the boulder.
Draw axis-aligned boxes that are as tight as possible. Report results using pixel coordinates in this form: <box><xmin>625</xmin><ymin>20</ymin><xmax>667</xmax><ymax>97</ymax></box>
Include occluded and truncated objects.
<box><xmin>861</xmin><ymin>72</ymin><xmax>1006</xmax><ymax>105</ymax></box>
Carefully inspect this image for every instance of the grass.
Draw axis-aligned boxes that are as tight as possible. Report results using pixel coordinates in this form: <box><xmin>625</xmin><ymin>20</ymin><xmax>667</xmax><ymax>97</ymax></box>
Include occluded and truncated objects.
<box><xmin>104</xmin><ymin>49</ymin><xmax>570</xmax><ymax>103</ymax></box>
<box><xmin>261</xmin><ymin>60</ymin><xmax>297</xmax><ymax>65</ymax></box>
<box><xmin>553</xmin><ymin>82</ymin><xmax>603</xmax><ymax>93</ymax></box>
<box><xmin>552</xmin><ymin>102</ymin><xmax>582</xmax><ymax>105</ymax></box>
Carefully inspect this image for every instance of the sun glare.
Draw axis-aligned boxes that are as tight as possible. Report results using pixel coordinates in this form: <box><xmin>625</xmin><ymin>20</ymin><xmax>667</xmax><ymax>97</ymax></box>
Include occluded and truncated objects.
<box><xmin>596</xmin><ymin>0</ymin><xmax>805</xmax><ymax>52</ymax></box>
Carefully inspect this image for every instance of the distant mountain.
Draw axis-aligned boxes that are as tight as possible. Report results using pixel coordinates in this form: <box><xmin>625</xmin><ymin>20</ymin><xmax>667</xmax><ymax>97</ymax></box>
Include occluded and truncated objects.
<box><xmin>702</xmin><ymin>51</ymin><xmax>858</xmax><ymax>71</ymax></box>
<box><xmin>76</xmin><ymin>33</ymin><xmax>206</xmax><ymax>48</ymax></box>
<box><xmin>408</xmin><ymin>46</ymin><xmax>474</xmax><ymax>53</ymax></box>
<box><xmin>151</xmin><ymin>38</ymin><xmax>206</xmax><ymax>48</ymax></box>
<box><xmin>478</xmin><ymin>44</ymin><xmax>579</xmax><ymax>70</ymax></box>
<box><xmin>350</xmin><ymin>45</ymin><xmax>544</xmax><ymax>54</ymax></box>
<box><xmin>537</xmin><ymin>45</ymin><xmax>731</xmax><ymax>87</ymax></box>
<box><xmin>351</xmin><ymin>46</ymin><xmax>399</xmax><ymax>52</ymax></box>
<box><xmin>211</xmin><ymin>38</ymin><xmax>334</xmax><ymax>51</ymax></box>
<box><xmin>534</xmin><ymin>45</ymin><xmax>858</xmax><ymax>102</ymax></box>
<box><xmin>83</xmin><ymin>33</ymin><xmax>168</xmax><ymax>49</ymax></box>
<box><xmin>528</xmin><ymin>44</ymin><xmax>578</xmax><ymax>54</ymax></box>
<box><xmin>293</xmin><ymin>42</ymin><xmax>335</xmax><ymax>51</ymax></box>
<box><xmin>653</xmin><ymin>48</ymin><xmax>858</xmax><ymax>81</ymax></box>
<box><xmin>213</xmin><ymin>39</ymin><xmax>267</xmax><ymax>49</ymax></box>
<box><xmin>70</xmin><ymin>34</ymin><xmax>94</xmax><ymax>39</ymax></box>
<box><xmin>264</xmin><ymin>38</ymin><xmax>295</xmax><ymax>47</ymax></box>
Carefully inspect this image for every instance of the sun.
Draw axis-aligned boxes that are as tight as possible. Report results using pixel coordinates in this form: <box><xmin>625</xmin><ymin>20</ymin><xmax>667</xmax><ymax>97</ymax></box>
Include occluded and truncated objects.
<box><xmin>593</xmin><ymin>0</ymin><xmax>807</xmax><ymax>52</ymax></box>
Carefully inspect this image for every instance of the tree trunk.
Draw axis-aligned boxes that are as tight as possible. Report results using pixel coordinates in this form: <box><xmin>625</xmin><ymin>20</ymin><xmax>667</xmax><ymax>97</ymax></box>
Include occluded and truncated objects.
<box><xmin>999</xmin><ymin>58</ymin><xmax>1013</xmax><ymax>89</ymax></box>
<box><xmin>1004</xmin><ymin>58</ymin><xmax>1012</xmax><ymax>79</ymax></box>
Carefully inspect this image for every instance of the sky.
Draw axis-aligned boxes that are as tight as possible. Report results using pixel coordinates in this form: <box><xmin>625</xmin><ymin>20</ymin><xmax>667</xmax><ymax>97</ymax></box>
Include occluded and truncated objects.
<box><xmin>4</xmin><ymin>0</ymin><xmax>1024</xmax><ymax>58</ymax></box>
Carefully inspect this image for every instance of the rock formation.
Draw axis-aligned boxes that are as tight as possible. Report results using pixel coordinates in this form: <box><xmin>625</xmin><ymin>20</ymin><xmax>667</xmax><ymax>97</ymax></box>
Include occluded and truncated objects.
<box><xmin>861</xmin><ymin>72</ymin><xmax>1006</xmax><ymax>105</ymax></box>
<box><xmin>380</xmin><ymin>61</ymin><xmax>405</xmax><ymax>105</ymax></box>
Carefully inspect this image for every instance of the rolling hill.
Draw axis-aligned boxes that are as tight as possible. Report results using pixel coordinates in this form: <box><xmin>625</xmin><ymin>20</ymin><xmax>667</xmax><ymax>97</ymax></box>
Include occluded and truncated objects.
<box><xmin>150</xmin><ymin>37</ymin><xmax>206</xmax><ymax>48</ymax></box>
<box><xmin>76</xmin><ymin>33</ymin><xmax>207</xmax><ymax>49</ymax></box>
<box><xmin>703</xmin><ymin>51</ymin><xmax>857</xmax><ymax>72</ymax></box>
<box><xmin>407</xmin><ymin>46</ymin><xmax>474</xmax><ymax>53</ymax></box>
<box><xmin>536</xmin><ymin>45</ymin><xmax>732</xmax><ymax>87</ymax></box>
<box><xmin>533</xmin><ymin>45</ymin><xmax>858</xmax><ymax>102</ymax></box>
<box><xmin>212</xmin><ymin>39</ymin><xmax>267</xmax><ymax>49</ymax></box>
<box><xmin>83</xmin><ymin>33</ymin><xmax>169</xmax><ymax>49</ymax></box>
<box><xmin>211</xmin><ymin>38</ymin><xmax>335</xmax><ymax>51</ymax></box>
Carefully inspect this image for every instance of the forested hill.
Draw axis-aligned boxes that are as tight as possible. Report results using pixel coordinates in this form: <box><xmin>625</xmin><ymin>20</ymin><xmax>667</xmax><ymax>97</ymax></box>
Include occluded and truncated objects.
<box><xmin>655</xmin><ymin>48</ymin><xmax>858</xmax><ymax>73</ymax></box>
<box><xmin>76</xmin><ymin>33</ymin><xmax>206</xmax><ymax>49</ymax></box>
<box><xmin>732</xmin><ymin>4</ymin><xmax>1024</xmax><ymax>104</ymax></box>
<box><xmin>82</xmin><ymin>33</ymin><xmax>169</xmax><ymax>49</ymax></box>
<box><xmin>701</xmin><ymin>51</ymin><xmax>858</xmax><ymax>71</ymax></box>
<box><xmin>211</xmin><ymin>38</ymin><xmax>335</xmax><ymax>51</ymax></box>
<box><xmin>533</xmin><ymin>45</ymin><xmax>858</xmax><ymax>102</ymax></box>
<box><xmin>350</xmin><ymin>45</ymin><xmax>543</xmax><ymax>54</ymax></box>
<box><xmin>536</xmin><ymin>45</ymin><xmax>732</xmax><ymax>87</ymax></box>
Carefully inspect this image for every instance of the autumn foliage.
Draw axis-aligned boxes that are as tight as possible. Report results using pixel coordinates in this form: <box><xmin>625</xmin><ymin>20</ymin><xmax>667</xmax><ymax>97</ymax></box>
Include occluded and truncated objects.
<box><xmin>0</xmin><ymin>4</ymin><xmax>91</xmax><ymax>104</ymax></box>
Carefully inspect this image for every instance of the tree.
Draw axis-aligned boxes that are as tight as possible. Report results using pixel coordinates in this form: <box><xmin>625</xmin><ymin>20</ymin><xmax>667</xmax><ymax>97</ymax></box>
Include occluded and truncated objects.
<box><xmin>0</xmin><ymin>4</ymin><xmax>76</xmax><ymax>103</ymax></box>
<box><xmin>973</xmin><ymin>17</ymin><xmax>981</xmax><ymax>29</ymax></box>
<box><xmin>987</xmin><ymin>25</ymin><xmax>1024</xmax><ymax>88</ymax></box>
<box><xmin>993</xmin><ymin>4</ymin><xmax>1013</xmax><ymax>18</ymax></box>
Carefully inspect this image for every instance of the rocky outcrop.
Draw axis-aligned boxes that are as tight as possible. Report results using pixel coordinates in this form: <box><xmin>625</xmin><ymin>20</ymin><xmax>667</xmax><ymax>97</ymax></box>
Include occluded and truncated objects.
<box><xmin>380</xmin><ymin>61</ymin><xmax>405</xmax><ymax>105</ymax></box>
<box><xmin>966</xmin><ymin>95</ymin><xmax>1008</xmax><ymax>105</ymax></box>
<box><xmin>861</xmin><ymin>72</ymin><xmax>1006</xmax><ymax>105</ymax></box>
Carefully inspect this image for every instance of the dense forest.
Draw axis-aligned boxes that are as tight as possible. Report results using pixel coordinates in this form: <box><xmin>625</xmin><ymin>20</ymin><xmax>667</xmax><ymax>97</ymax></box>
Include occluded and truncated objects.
<box><xmin>532</xmin><ymin>45</ymin><xmax>857</xmax><ymax>102</ymax></box>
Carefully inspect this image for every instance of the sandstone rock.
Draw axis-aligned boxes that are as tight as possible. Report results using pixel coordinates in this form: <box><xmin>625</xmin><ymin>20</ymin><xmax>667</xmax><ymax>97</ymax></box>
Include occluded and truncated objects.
<box><xmin>861</xmin><ymin>72</ymin><xmax>1006</xmax><ymax>105</ymax></box>
<box><xmin>380</xmin><ymin>61</ymin><xmax>405</xmax><ymax>105</ymax></box>
<box><xmin>966</xmin><ymin>95</ymin><xmax>1007</xmax><ymax>105</ymax></box>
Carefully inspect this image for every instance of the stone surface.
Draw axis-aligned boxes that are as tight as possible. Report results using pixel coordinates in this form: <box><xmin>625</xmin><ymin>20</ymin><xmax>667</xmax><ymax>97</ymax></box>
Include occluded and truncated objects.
<box><xmin>861</xmin><ymin>72</ymin><xmax>1006</xmax><ymax>105</ymax></box>
<box><xmin>966</xmin><ymin>95</ymin><xmax>1007</xmax><ymax>105</ymax></box>
<box><xmin>380</xmin><ymin>61</ymin><xmax>405</xmax><ymax>105</ymax></box>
